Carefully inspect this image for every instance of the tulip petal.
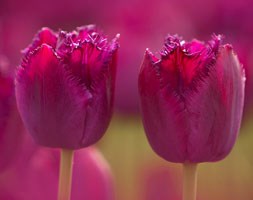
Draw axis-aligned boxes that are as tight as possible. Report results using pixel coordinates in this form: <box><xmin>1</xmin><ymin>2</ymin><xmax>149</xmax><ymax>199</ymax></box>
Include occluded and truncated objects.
<box><xmin>77</xmin><ymin>46</ymin><xmax>117</xmax><ymax>146</ymax></box>
<box><xmin>186</xmin><ymin>45</ymin><xmax>245</xmax><ymax>162</ymax></box>
<box><xmin>139</xmin><ymin>50</ymin><xmax>187</xmax><ymax>162</ymax></box>
<box><xmin>22</xmin><ymin>28</ymin><xmax>57</xmax><ymax>57</ymax></box>
<box><xmin>16</xmin><ymin>44</ymin><xmax>93</xmax><ymax>149</ymax></box>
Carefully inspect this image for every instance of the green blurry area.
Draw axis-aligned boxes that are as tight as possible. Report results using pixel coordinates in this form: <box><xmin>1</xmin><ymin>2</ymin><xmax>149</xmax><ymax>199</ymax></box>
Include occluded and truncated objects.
<box><xmin>98</xmin><ymin>114</ymin><xmax>253</xmax><ymax>200</ymax></box>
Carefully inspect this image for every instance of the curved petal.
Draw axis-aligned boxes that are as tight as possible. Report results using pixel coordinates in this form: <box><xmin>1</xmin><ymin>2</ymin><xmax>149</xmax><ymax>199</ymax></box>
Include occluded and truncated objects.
<box><xmin>186</xmin><ymin>45</ymin><xmax>245</xmax><ymax>162</ymax></box>
<box><xmin>22</xmin><ymin>27</ymin><xmax>57</xmax><ymax>57</ymax></box>
<box><xmin>77</xmin><ymin>46</ymin><xmax>118</xmax><ymax>146</ymax></box>
<box><xmin>139</xmin><ymin>50</ymin><xmax>187</xmax><ymax>162</ymax></box>
<box><xmin>16</xmin><ymin>44</ymin><xmax>92</xmax><ymax>149</ymax></box>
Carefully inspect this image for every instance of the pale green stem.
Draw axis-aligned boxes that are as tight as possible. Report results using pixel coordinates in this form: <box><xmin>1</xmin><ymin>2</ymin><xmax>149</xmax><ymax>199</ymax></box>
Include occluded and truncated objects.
<box><xmin>183</xmin><ymin>163</ymin><xmax>198</xmax><ymax>200</ymax></box>
<box><xmin>58</xmin><ymin>149</ymin><xmax>74</xmax><ymax>200</ymax></box>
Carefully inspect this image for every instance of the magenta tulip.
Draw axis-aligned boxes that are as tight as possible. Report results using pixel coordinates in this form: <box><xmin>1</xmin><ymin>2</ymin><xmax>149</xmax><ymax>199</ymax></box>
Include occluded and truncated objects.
<box><xmin>0</xmin><ymin>56</ymin><xmax>24</xmax><ymax>172</ymax></box>
<box><xmin>15</xmin><ymin>25</ymin><xmax>119</xmax><ymax>149</ymax></box>
<box><xmin>0</xmin><ymin>145</ymin><xmax>114</xmax><ymax>200</ymax></box>
<box><xmin>139</xmin><ymin>35</ymin><xmax>245</xmax><ymax>163</ymax></box>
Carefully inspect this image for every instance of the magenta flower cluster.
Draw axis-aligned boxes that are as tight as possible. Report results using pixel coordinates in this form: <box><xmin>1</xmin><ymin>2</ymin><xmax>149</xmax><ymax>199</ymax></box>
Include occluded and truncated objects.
<box><xmin>0</xmin><ymin>24</ymin><xmax>246</xmax><ymax>199</ymax></box>
<box><xmin>14</xmin><ymin>26</ymin><xmax>245</xmax><ymax>163</ymax></box>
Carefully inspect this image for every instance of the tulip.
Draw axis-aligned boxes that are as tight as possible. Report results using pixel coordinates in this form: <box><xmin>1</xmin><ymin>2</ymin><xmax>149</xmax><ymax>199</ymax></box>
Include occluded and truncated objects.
<box><xmin>139</xmin><ymin>35</ymin><xmax>245</xmax><ymax>200</ymax></box>
<box><xmin>15</xmin><ymin>25</ymin><xmax>119</xmax><ymax>149</ymax></box>
<box><xmin>15</xmin><ymin>26</ymin><xmax>119</xmax><ymax>200</ymax></box>
<box><xmin>139</xmin><ymin>34</ymin><xmax>245</xmax><ymax>163</ymax></box>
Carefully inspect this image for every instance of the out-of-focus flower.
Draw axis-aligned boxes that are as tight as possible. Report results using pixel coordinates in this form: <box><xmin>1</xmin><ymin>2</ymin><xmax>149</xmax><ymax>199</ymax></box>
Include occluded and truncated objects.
<box><xmin>139</xmin><ymin>163</ymin><xmax>181</xmax><ymax>200</ymax></box>
<box><xmin>0</xmin><ymin>55</ymin><xmax>24</xmax><ymax>172</ymax></box>
<box><xmin>0</xmin><ymin>146</ymin><xmax>114</xmax><ymax>200</ymax></box>
<box><xmin>139</xmin><ymin>35</ymin><xmax>245</xmax><ymax>163</ymax></box>
<box><xmin>15</xmin><ymin>26</ymin><xmax>119</xmax><ymax>149</ymax></box>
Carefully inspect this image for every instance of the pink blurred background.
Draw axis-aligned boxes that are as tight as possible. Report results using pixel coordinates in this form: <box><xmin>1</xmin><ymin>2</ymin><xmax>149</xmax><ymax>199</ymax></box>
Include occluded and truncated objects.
<box><xmin>1</xmin><ymin>0</ymin><xmax>253</xmax><ymax>199</ymax></box>
<box><xmin>1</xmin><ymin>0</ymin><xmax>253</xmax><ymax>116</ymax></box>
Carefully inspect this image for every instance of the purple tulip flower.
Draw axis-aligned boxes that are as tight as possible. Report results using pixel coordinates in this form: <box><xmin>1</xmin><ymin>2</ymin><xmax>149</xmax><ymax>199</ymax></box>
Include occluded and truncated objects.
<box><xmin>139</xmin><ymin>35</ymin><xmax>245</xmax><ymax>163</ymax></box>
<box><xmin>15</xmin><ymin>25</ymin><xmax>119</xmax><ymax>149</ymax></box>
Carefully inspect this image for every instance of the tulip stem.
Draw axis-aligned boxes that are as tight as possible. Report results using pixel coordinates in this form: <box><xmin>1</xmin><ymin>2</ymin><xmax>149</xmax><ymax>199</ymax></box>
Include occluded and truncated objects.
<box><xmin>183</xmin><ymin>163</ymin><xmax>198</xmax><ymax>200</ymax></box>
<box><xmin>58</xmin><ymin>149</ymin><xmax>74</xmax><ymax>200</ymax></box>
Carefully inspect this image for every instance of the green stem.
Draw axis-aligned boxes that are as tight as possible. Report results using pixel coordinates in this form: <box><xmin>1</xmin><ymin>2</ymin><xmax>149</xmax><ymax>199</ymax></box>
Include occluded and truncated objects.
<box><xmin>183</xmin><ymin>163</ymin><xmax>198</xmax><ymax>200</ymax></box>
<box><xmin>58</xmin><ymin>149</ymin><xmax>74</xmax><ymax>200</ymax></box>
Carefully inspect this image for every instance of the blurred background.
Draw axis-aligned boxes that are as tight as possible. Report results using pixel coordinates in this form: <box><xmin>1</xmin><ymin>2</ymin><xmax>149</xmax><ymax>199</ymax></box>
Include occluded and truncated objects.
<box><xmin>0</xmin><ymin>0</ymin><xmax>253</xmax><ymax>199</ymax></box>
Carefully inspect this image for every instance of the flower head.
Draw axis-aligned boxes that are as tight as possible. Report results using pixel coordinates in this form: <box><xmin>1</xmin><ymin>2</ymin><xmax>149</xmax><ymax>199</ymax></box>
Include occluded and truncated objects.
<box><xmin>15</xmin><ymin>25</ymin><xmax>119</xmax><ymax>149</ymax></box>
<box><xmin>139</xmin><ymin>35</ymin><xmax>245</xmax><ymax>163</ymax></box>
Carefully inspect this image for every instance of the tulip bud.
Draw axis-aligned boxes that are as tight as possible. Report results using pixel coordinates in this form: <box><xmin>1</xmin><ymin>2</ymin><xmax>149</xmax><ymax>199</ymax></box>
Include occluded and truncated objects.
<box><xmin>138</xmin><ymin>35</ymin><xmax>245</xmax><ymax>163</ymax></box>
<box><xmin>15</xmin><ymin>25</ymin><xmax>119</xmax><ymax>149</ymax></box>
